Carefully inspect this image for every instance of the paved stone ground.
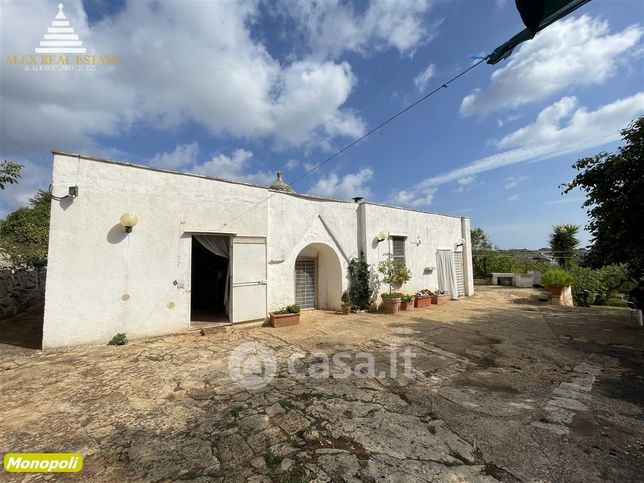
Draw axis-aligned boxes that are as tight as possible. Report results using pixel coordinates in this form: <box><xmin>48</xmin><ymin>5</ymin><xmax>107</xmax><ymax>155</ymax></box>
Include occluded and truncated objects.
<box><xmin>0</xmin><ymin>287</ymin><xmax>642</xmax><ymax>482</ymax></box>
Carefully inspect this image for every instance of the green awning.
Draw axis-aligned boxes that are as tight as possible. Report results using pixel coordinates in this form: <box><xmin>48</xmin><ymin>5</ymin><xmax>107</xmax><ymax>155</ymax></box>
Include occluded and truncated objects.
<box><xmin>487</xmin><ymin>0</ymin><xmax>592</xmax><ymax>64</ymax></box>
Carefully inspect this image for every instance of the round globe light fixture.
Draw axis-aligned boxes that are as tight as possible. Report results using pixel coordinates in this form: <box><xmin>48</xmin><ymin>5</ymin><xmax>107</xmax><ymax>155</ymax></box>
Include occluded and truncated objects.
<box><xmin>120</xmin><ymin>213</ymin><xmax>139</xmax><ymax>233</ymax></box>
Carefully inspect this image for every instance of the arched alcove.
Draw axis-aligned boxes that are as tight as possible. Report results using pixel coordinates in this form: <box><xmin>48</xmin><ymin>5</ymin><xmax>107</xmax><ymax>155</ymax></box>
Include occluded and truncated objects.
<box><xmin>294</xmin><ymin>243</ymin><xmax>342</xmax><ymax>310</ymax></box>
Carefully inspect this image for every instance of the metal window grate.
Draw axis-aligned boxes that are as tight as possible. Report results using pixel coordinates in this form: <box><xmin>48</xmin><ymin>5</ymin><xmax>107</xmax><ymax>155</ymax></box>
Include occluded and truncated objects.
<box><xmin>295</xmin><ymin>259</ymin><xmax>316</xmax><ymax>309</ymax></box>
<box><xmin>391</xmin><ymin>237</ymin><xmax>406</xmax><ymax>265</ymax></box>
<box><xmin>454</xmin><ymin>251</ymin><xmax>465</xmax><ymax>296</ymax></box>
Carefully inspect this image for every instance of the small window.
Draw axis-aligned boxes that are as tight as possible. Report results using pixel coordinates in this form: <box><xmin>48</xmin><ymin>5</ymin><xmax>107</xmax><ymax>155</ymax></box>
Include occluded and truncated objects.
<box><xmin>391</xmin><ymin>236</ymin><xmax>406</xmax><ymax>265</ymax></box>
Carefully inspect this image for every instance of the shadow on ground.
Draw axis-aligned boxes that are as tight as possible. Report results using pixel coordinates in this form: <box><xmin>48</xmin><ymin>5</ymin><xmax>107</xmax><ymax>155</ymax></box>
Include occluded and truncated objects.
<box><xmin>0</xmin><ymin>304</ymin><xmax>43</xmax><ymax>350</ymax></box>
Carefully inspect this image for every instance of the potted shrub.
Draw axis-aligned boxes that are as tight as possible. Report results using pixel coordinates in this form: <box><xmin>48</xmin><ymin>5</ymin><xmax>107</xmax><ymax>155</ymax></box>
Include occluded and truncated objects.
<box><xmin>341</xmin><ymin>290</ymin><xmax>351</xmax><ymax>315</ymax></box>
<box><xmin>541</xmin><ymin>268</ymin><xmax>574</xmax><ymax>296</ymax></box>
<box><xmin>269</xmin><ymin>304</ymin><xmax>301</xmax><ymax>328</ymax></box>
<box><xmin>378</xmin><ymin>253</ymin><xmax>412</xmax><ymax>292</ymax></box>
<box><xmin>381</xmin><ymin>292</ymin><xmax>404</xmax><ymax>314</ymax></box>
<box><xmin>432</xmin><ymin>290</ymin><xmax>450</xmax><ymax>305</ymax></box>
<box><xmin>400</xmin><ymin>294</ymin><xmax>414</xmax><ymax>311</ymax></box>
<box><xmin>414</xmin><ymin>289</ymin><xmax>433</xmax><ymax>308</ymax></box>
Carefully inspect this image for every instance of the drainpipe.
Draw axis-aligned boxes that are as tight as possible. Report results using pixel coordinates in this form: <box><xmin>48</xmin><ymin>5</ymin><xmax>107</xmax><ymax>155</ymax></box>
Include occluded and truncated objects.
<box><xmin>356</xmin><ymin>199</ymin><xmax>366</xmax><ymax>261</ymax></box>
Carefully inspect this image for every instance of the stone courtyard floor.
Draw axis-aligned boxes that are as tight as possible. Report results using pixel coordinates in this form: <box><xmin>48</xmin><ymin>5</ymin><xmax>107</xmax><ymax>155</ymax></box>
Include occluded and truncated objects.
<box><xmin>0</xmin><ymin>286</ymin><xmax>643</xmax><ymax>482</ymax></box>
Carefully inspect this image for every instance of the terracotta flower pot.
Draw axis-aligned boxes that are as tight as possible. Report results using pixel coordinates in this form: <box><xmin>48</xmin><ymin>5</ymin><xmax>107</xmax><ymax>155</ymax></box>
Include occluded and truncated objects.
<box><xmin>546</xmin><ymin>285</ymin><xmax>564</xmax><ymax>296</ymax></box>
<box><xmin>432</xmin><ymin>294</ymin><xmax>449</xmax><ymax>305</ymax></box>
<box><xmin>341</xmin><ymin>304</ymin><xmax>351</xmax><ymax>315</ymax></box>
<box><xmin>269</xmin><ymin>312</ymin><xmax>300</xmax><ymax>328</ymax></box>
<box><xmin>382</xmin><ymin>298</ymin><xmax>401</xmax><ymax>314</ymax></box>
<box><xmin>400</xmin><ymin>299</ymin><xmax>414</xmax><ymax>311</ymax></box>
<box><xmin>414</xmin><ymin>296</ymin><xmax>432</xmax><ymax>308</ymax></box>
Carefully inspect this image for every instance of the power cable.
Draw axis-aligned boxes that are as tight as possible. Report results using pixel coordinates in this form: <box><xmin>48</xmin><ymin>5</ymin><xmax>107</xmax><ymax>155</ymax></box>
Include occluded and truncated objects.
<box><xmin>220</xmin><ymin>56</ymin><xmax>489</xmax><ymax>228</ymax></box>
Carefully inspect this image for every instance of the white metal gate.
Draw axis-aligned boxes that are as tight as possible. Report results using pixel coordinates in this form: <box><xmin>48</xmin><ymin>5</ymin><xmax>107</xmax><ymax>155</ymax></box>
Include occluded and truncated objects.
<box><xmin>295</xmin><ymin>258</ymin><xmax>316</xmax><ymax>309</ymax></box>
<box><xmin>454</xmin><ymin>251</ymin><xmax>465</xmax><ymax>297</ymax></box>
<box><xmin>230</xmin><ymin>237</ymin><xmax>267</xmax><ymax>323</ymax></box>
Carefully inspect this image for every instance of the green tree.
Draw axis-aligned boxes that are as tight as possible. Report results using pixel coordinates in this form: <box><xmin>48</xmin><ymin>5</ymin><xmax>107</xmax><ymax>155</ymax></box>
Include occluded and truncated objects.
<box><xmin>471</xmin><ymin>227</ymin><xmax>493</xmax><ymax>251</ymax></box>
<box><xmin>549</xmin><ymin>224</ymin><xmax>579</xmax><ymax>269</ymax></box>
<box><xmin>348</xmin><ymin>258</ymin><xmax>374</xmax><ymax>310</ymax></box>
<box><xmin>0</xmin><ymin>190</ymin><xmax>51</xmax><ymax>267</ymax></box>
<box><xmin>378</xmin><ymin>253</ymin><xmax>411</xmax><ymax>292</ymax></box>
<box><xmin>0</xmin><ymin>161</ymin><xmax>23</xmax><ymax>190</ymax></box>
<box><xmin>562</xmin><ymin>116</ymin><xmax>644</xmax><ymax>279</ymax></box>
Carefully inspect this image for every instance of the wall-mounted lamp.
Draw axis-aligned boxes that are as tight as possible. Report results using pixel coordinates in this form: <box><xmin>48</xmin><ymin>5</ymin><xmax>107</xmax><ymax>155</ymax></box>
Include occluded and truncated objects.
<box><xmin>416</xmin><ymin>237</ymin><xmax>422</xmax><ymax>246</ymax></box>
<box><xmin>49</xmin><ymin>184</ymin><xmax>79</xmax><ymax>201</ymax></box>
<box><xmin>456</xmin><ymin>238</ymin><xmax>465</xmax><ymax>248</ymax></box>
<box><xmin>120</xmin><ymin>213</ymin><xmax>139</xmax><ymax>233</ymax></box>
<box><xmin>377</xmin><ymin>231</ymin><xmax>388</xmax><ymax>242</ymax></box>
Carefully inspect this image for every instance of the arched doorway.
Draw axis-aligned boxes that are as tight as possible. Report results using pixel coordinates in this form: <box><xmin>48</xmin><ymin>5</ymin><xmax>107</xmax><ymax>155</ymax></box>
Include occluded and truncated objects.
<box><xmin>294</xmin><ymin>243</ymin><xmax>342</xmax><ymax>310</ymax></box>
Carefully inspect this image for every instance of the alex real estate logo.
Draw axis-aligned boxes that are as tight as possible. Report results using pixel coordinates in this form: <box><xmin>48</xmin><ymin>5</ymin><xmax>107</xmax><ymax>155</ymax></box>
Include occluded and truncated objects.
<box><xmin>4</xmin><ymin>3</ymin><xmax>117</xmax><ymax>71</ymax></box>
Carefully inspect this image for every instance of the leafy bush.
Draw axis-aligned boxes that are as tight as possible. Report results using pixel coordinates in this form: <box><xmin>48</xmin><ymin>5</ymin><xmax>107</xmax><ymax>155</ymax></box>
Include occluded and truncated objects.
<box><xmin>570</xmin><ymin>264</ymin><xmax>629</xmax><ymax>306</ymax></box>
<box><xmin>341</xmin><ymin>290</ymin><xmax>350</xmax><ymax>305</ymax></box>
<box><xmin>415</xmin><ymin>289</ymin><xmax>433</xmax><ymax>298</ymax></box>
<box><xmin>108</xmin><ymin>333</ymin><xmax>128</xmax><ymax>345</ymax></box>
<box><xmin>378</xmin><ymin>253</ymin><xmax>412</xmax><ymax>291</ymax></box>
<box><xmin>348</xmin><ymin>258</ymin><xmax>374</xmax><ymax>309</ymax></box>
<box><xmin>275</xmin><ymin>304</ymin><xmax>300</xmax><ymax>315</ymax></box>
<box><xmin>0</xmin><ymin>190</ymin><xmax>51</xmax><ymax>267</ymax></box>
<box><xmin>401</xmin><ymin>294</ymin><xmax>413</xmax><ymax>302</ymax></box>
<box><xmin>541</xmin><ymin>269</ymin><xmax>574</xmax><ymax>288</ymax></box>
<box><xmin>381</xmin><ymin>292</ymin><xmax>404</xmax><ymax>299</ymax></box>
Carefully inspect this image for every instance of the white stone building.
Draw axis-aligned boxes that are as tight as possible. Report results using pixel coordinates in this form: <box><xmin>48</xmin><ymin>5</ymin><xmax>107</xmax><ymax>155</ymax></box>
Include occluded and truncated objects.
<box><xmin>43</xmin><ymin>152</ymin><xmax>474</xmax><ymax>348</ymax></box>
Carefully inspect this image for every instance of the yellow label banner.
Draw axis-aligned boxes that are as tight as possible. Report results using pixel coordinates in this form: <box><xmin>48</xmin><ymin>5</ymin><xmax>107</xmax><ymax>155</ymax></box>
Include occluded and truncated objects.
<box><xmin>3</xmin><ymin>453</ymin><xmax>83</xmax><ymax>473</ymax></box>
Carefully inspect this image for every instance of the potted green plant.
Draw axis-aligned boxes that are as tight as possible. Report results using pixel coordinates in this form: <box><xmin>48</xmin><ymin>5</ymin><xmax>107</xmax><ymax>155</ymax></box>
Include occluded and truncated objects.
<box><xmin>432</xmin><ymin>290</ymin><xmax>450</xmax><ymax>305</ymax></box>
<box><xmin>378</xmin><ymin>253</ymin><xmax>412</xmax><ymax>291</ymax></box>
<box><xmin>414</xmin><ymin>289</ymin><xmax>433</xmax><ymax>308</ymax></box>
<box><xmin>381</xmin><ymin>292</ymin><xmax>404</xmax><ymax>314</ymax></box>
<box><xmin>541</xmin><ymin>268</ymin><xmax>574</xmax><ymax>296</ymax></box>
<box><xmin>269</xmin><ymin>304</ymin><xmax>301</xmax><ymax>328</ymax></box>
<box><xmin>400</xmin><ymin>294</ymin><xmax>414</xmax><ymax>311</ymax></box>
<box><xmin>341</xmin><ymin>290</ymin><xmax>351</xmax><ymax>315</ymax></box>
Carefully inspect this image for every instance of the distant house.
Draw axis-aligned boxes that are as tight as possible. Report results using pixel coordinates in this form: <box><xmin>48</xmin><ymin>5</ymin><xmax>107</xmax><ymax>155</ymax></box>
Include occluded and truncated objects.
<box><xmin>42</xmin><ymin>152</ymin><xmax>474</xmax><ymax>348</ymax></box>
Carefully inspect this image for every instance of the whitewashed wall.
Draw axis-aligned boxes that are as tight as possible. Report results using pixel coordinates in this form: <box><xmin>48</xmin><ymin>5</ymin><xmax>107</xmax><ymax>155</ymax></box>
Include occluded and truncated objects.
<box><xmin>44</xmin><ymin>153</ymin><xmax>472</xmax><ymax>348</ymax></box>
<box><xmin>43</xmin><ymin>153</ymin><xmax>269</xmax><ymax>348</ymax></box>
<box><xmin>361</xmin><ymin>203</ymin><xmax>473</xmax><ymax>298</ymax></box>
<box><xmin>266</xmin><ymin>193</ymin><xmax>358</xmax><ymax>311</ymax></box>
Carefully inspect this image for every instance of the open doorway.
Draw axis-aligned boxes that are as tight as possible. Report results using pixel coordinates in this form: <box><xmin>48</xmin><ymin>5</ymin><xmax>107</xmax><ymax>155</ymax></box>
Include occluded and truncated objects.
<box><xmin>191</xmin><ymin>236</ymin><xmax>230</xmax><ymax>325</ymax></box>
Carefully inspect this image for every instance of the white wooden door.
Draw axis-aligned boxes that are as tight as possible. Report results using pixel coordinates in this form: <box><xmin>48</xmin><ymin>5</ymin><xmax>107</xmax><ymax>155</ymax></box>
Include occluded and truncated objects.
<box><xmin>230</xmin><ymin>237</ymin><xmax>267</xmax><ymax>323</ymax></box>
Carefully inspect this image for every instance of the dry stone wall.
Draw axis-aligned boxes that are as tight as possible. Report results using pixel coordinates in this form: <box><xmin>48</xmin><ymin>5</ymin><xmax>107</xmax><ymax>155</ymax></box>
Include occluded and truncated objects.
<box><xmin>0</xmin><ymin>267</ymin><xmax>46</xmax><ymax>318</ymax></box>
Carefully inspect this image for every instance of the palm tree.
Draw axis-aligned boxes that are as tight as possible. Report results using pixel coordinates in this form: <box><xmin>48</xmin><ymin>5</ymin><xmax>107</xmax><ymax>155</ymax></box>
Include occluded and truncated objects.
<box><xmin>549</xmin><ymin>224</ymin><xmax>580</xmax><ymax>269</ymax></box>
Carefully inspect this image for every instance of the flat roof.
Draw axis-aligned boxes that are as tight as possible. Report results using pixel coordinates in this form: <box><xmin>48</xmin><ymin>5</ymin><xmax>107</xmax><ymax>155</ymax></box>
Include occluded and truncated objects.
<box><xmin>51</xmin><ymin>151</ymin><xmax>468</xmax><ymax>220</ymax></box>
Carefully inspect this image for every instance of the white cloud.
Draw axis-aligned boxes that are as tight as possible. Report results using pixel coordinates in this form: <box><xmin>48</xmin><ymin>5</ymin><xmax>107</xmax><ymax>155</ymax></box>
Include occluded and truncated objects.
<box><xmin>308</xmin><ymin>167</ymin><xmax>373</xmax><ymax>199</ymax></box>
<box><xmin>504</xmin><ymin>175</ymin><xmax>528</xmax><ymax>190</ymax></box>
<box><xmin>150</xmin><ymin>143</ymin><xmax>199</xmax><ymax>170</ymax></box>
<box><xmin>507</xmin><ymin>194</ymin><xmax>520</xmax><ymax>202</ymax></box>
<box><xmin>390</xmin><ymin>188</ymin><xmax>436</xmax><ymax>207</ymax></box>
<box><xmin>458</xmin><ymin>176</ymin><xmax>475</xmax><ymax>186</ymax></box>
<box><xmin>460</xmin><ymin>15</ymin><xmax>643</xmax><ymax>116</ymax></box>
<box><xmin>284</xmin><ymin>159</ymin><xmax>299</xmax><ymax>170</ymax></box>
<box><xmin>194</xmin><ymin>149</ymin><xmax>275</xmax><ymax>186</ymax></box>
<box><xmin>413</xmin><ymin>64</ymin><xmax>436</xmax><ymax>92</ymax></box>
<box><xmin>392</xmin><ymin>92</ymin><xmax>644</xmax><ymax>207</ymax></box>
<box><xmin>0</xmin><ymin>0</ymin><xmax>365</xmax><ymax>158</ymax></box>
<box><xmin>278</xmin><ymin>0</ymin><xmax>439</xmax><ymax>58</ymax></box>
<box><xmin>544</xmin><ymin>196</ymin><xmax>585</xmax><ymax>205</ymax></box>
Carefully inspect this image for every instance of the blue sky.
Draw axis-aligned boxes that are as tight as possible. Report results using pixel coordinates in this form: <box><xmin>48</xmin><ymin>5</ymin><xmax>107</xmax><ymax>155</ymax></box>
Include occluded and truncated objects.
<box><xmin>1</xmin><ymin>0</ymin><xmax>642</xmax><ymax>248</ymax></box>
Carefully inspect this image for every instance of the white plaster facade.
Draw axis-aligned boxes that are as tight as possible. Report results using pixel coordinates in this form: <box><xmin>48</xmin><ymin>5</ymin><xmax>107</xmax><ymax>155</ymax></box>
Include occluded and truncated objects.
<box><xmin>43</xmin><ymin>153</ymin><xmax>473</xmax><ymax>348</ymax></box>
